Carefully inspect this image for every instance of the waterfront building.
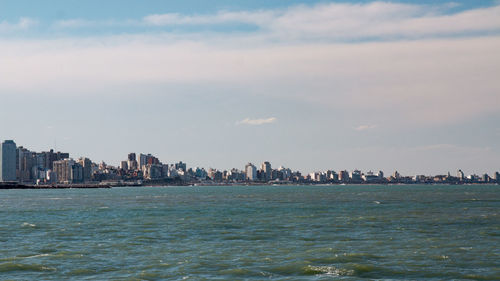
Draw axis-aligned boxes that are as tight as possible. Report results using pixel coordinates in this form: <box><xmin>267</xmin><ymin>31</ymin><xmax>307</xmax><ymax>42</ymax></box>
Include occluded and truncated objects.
<box><xmin>482</xmin><ymin>173</ymin><xmax>490</xmax><ymax>183</ymax></box>
<box><xmin>120</xmin><ymin>161</ymin><xmax>129</xmax><ymax>171</ymax></box>
<box><xmin>143</xmin><ymin>164</ymin><xmax>163</xmax><ymax>180</ymax></box>
<box><xmin>350</xmin><ymin>170</ymin><xmax>362</xmax><ymax>182</ymax></box>
<box><xmin>175</xmin><ymin>161</ymin><xmax>187</xmax><ymax>172</ymax></box>
<box><xmin>0</xmin><ymin>140</ymin><xmax>17</xmax><ymax>182</ymax></box>
<box><xmin>53</xmin><ymin>159</ymin><xmax>83</xmax><ymax>184</ymax></box>
<box><xmin>208</xmin><ymin>168</ymin><xmax>223</xmax><ymax>181</ymax></box>
<box><xmin>261</xmin><ymin>161</ymin><xmax>272</xmax><ymax>181</ymax></box>
<box><xmin>494</xmin><ymin>172</ymin><xmax>500</xmax><ymax>183</ymax></box>
<box><xmin>457</xmin><ymin>169</ymin><xmax>465</xmax><ymax>181</ymax></box>
<box><xmin>128</xmin><ymin>153</ymin><xmax>136</xmax><ymax>161</ymax></box>
<box><xmin>78</xmin><ymin>157</ymin><xmax>92</xmax><ymax>182</ymax></box>
<box><xmin>278</xmin><ymin>166</ymin><xmax>292</xmax><ymax>181</ymax></box>
<box><xmin>139</xmin><ymin>153</ymin><xmax>160</xmax><ymax>169</ymax></box>
<box><xmin>245</xmin><ymin>163</ymin><xmax>257</xmax><ymax>181</ymax></box>
<box><xmin>17</xmin><ymin>146</ymin><xmax>35</xmax><ymax>183</ymax></box>
<box><xmin>338</xmin><ymin>170</ymin><xmax>349</xmax><ymax>182</ymax></box>
<box><xmin>363</xmin><ymin>171</ymin><xmax>379</xmax><ymax>183</ymax></box>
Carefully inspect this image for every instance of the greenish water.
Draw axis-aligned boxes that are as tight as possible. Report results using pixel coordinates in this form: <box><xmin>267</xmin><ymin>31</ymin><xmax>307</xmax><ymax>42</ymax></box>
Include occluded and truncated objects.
<box><xmin>0</xmin><ymin>185</ymin><xmax>498</xmax><ymax>280</ymax></box>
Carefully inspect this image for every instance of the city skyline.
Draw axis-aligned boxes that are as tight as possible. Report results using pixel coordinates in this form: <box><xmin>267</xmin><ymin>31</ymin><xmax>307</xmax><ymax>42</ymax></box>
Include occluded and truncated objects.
<box><xmin>1</xmin><ymin>0</ymin><xmax>499</xmax><ymax>175</ymax></box>
<box><xmin>2</xmin><ymin>139</ymin><xmax>499</xmax><ymax>187</ymax></box>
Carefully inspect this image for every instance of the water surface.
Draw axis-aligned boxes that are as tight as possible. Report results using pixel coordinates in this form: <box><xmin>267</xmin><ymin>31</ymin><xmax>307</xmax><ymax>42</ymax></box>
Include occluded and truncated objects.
<box><xmin>0</xmin><ymin>185</ymin><xmax>498</xmax><ymax>280</ymax></box>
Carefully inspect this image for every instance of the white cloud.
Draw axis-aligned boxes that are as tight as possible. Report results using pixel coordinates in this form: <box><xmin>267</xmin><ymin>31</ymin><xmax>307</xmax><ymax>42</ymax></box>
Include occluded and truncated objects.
<box><xmin>0</xmin><ymin>36</ymin><xmax>498</xmax><ymax>127</ymax></box>
<box><xmin>53</xmin><ymin>19</ymin><xmax>95</xmax><ymax>28</ymax></box>
<box><xmin>1</xmin><ymin>2</ymin><xmax>499</xmax><ymax>127</ymax></box>
<box><xmin>140</xmin><ymin>2</ymin><xmax>500</xmax><ymax>40</ymax></box>
<box><xmin>0</xmin><ymin>17</ymin><xmax>37</xmax><ymax>32</ymax></box>
<box><xmin>237</xmin><ymin>118</ymin><xmax>277</xmax><ymax>125</ymax></box>
<box><xmin>355</xmin><ymin>124</ymin><xmax>378</xmax><ymax>131</ymax></box>
<box><xmin>49</xmin><ymin>2</ymin><xmax>500</xmax><ymax>41</ymax></box>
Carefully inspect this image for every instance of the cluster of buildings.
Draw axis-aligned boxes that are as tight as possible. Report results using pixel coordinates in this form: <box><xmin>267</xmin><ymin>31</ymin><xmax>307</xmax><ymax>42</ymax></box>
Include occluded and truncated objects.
<box><xmin>1</xmin><ymin>139</ymin><xmax>499</xmax><ymax>186</ymax></box>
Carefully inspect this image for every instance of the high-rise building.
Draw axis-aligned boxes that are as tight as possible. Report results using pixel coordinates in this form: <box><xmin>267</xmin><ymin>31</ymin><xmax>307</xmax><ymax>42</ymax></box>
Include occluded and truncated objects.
<box><xmin>78</xmin><ymin>157</ymin><xmax>92</xmax><ymax>182</ymax></box>
<box><xmin>494</xmin><ymin>172</ymin><xmax>500</xmax><ymax>183</ymax></box>
<box><xmin>350</xmin><ymin>170</ymin><xmax>362</xmax><ymax>182</ymax></box>
<box><xmin>127</xmin><ymin>153</ymin><xmax>138</xmax><ymax>170</ymax></box>
<box><xmin>17</xmin><ymin>146</ymin><xmax>35</xmax><ymax>183</ymax></box>
<box><xmin>338</xmin><ymin>170</ymin><xmax>349</xmax><ymax>182</ymax></box>
<box><xmin>139</xmin><ymin>153</ymin><xmax>159</xmax><ymax>169</ymax></box>
<box><xmin>457</xmin><ymin>169</ymin><xmax>465</xmax><ymax>181</ymax></box>
<box><xmin>175</xmin><ymin>161</ymin><xmax>187</xmax><ymax>172</ymax></box>
<box><xmin>53</xmin><ymin>159</ymin><xmax>83</xmax><ymax>184</ymax></box>
<box><xmin>245</xmin><ymin>163</ymin><xmax>257</xmax><ymax>181</ymax></box>
<box><xmin>120</xmin><ymin>161</ymin><xmax>129</xmax><ymax>171</ymax></box>
<box><xmin>261</xmin><ymin>161</ymin><xmax>272</xmax><ymax>181</ymax></box>
<box><xmin>128</xmin><ymin>153</ymin><xmax>136</xmax><ymax>161</ymax></box>
<box><xmin>0</xmin><ymin>140</ymin><xmax>17</xmax><ymax>182</ymax></box>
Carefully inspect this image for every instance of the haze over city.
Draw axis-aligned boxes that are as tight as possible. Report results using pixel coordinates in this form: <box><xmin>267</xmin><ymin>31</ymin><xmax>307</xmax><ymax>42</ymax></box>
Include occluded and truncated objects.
<box><xmin>1</xmin><ymin>0</ymin><xmax>499</xmax><ymax>175</ymax></box>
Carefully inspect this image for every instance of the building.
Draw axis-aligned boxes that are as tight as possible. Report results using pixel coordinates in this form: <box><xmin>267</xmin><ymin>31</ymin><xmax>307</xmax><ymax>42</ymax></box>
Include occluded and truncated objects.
<box><xmin>17</xmin><ymin>146</ymin><xmax>35</xmax><ymax>183</ymax></box>
<box><xmin>78</xmin><ymin>157</ymin><xmax>92</xmax><ymax>182</ymax></box>
<box><xmin>175</xmin><ymin>161</ymin><xmax>187</xmax><ymax>172</ymax></box>
<box><xmin>53</xmin><ymin>159</ymin><xmax>83</xmax><ymax>184</ymax></box>
<box><xmin>0</xmin><ymin>140</ymin><xmax>17</xmax><ymax>182</ymax></box>
<box><xmin>120</xmin><ymin>161</ymin><xmax>129</xmax><ymax>171</ymax></box>
<box><xmin>245</xmin><ymin>163</ymin><xmax>257</xmax><ymax>181</ymax></box>
<box><xmin>261</xmin><ymin>161</ymin><xmax>272</xmax><ymax>181</ymax></box>
<box><xmin>338</xmin><ymin>170</ymin><xmax>349</xmax><ymax>182</ymax></box>
<box><xmin>350</xmin><ymin>170</ymin><xmax>362</xmax><ymax>182</ymax></box>
<box><xmin>139</xmin><ymin>153</ymin><xmax>160</xmax><ymax>169</ymax></box>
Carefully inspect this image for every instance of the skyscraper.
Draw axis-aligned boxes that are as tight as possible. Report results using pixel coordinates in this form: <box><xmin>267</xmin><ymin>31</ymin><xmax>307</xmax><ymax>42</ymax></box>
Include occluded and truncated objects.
<box><xmin>0</xmin><ymin>140</ymin><xmax>17</xmax><ymax>182</ymax></box>
<box><xmin>261</xmin><ymin>161</ymin><xmax>272</xmax><ymax>181</ymax></box>
<box><xmin>245</xmin><ymin>163</ymin><xmax>257</xmax><ymax>181</ymax></box>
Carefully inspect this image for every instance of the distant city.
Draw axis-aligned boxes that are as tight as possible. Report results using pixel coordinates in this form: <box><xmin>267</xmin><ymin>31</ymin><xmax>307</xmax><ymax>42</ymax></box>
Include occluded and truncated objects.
<box><xmin>0</xmin><ymin>139</ymin><xmax>499</xmax><ymax>187</ymax></box>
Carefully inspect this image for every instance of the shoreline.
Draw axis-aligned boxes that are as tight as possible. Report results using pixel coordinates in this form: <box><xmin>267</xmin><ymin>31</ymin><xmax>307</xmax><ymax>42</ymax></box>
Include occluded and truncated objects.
<box><xmin>1</xmin><ymin>182</ymin><xmax>498</xmax><ymax>189</ymax></box>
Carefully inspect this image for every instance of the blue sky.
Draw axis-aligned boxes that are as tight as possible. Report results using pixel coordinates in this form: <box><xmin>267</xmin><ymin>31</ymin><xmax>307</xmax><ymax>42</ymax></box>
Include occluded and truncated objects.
<box><xmin>1</xmin><ymin>0</ymin><xmax>499</xmax><ymax>175</ymax></box>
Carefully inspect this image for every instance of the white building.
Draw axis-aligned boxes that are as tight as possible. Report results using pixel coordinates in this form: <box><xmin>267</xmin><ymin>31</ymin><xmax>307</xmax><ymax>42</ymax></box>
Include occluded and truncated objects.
<box><xmin>245</xmin><ymin>163</ymin><xmax>257</xmax><ymax>181</ymax></box>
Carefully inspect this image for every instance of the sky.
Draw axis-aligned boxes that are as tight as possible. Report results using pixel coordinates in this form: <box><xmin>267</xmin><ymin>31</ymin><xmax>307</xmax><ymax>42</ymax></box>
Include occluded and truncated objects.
<box><xmin>1</xmin><ymin>0</ymin><xmax>499</xmax><ymax>175</ymax></box>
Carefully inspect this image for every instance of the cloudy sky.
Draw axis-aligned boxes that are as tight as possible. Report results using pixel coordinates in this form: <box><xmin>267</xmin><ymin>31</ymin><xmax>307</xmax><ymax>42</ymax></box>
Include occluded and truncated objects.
<box><xmin>1</xmin><ymin>0</ymin><xmax>499</xmax><ymax>175</ymax></box>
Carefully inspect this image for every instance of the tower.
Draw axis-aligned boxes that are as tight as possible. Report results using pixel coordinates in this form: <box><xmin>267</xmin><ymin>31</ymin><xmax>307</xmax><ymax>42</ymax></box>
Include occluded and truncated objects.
<box><xmin>0</xmin><ymin>140</ymin><xmax>17</xmax><ymax>182</ymax></box>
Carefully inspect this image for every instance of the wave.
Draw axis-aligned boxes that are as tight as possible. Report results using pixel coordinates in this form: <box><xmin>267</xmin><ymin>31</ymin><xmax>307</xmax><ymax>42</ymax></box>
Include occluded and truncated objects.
<box><xmin>0</xmin><ymin>262</ymin><xmax>56</xmax><ymax>273</ymax></box>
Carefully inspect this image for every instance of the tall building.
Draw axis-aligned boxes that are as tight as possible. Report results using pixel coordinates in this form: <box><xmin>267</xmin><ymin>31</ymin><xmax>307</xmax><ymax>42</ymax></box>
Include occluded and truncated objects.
<box><xmin>245</xmin><ymin>163</ymin><xmax>257</xmax><ymax>181</ymax></box>
<box><xmin>139</xmin><ymin>153</ymin><xmax>159</xmax><ymax>169</ymax></box>
<box><xmin>261</xmin><ymin>161</ymin><xmax>272</xmax><ymax>181</ymax></box>
<box><xmin>175</xmin><ymin>161</ymin><xmax>186</xmax><ymax>172</ymax></box>
<box><xmin>338</xmin><ymin>170</ymin><xmax>349</xmax><ymax>182</ymax></box>
<box><xmin>78</xmin><ymin>157</ymin><xmax>92</xmax><ymax>182</ymax></box>
<box><xmin>494</xmin><ymin>172</ymin><xmax>500</xmax><ymax>183</ymax></box>
<box><xmin>350</xmin><ymin>170</ymin><xmax>362</xmax><ymax>182</ymax></box>
<box><xmin>53</xmin><ymin>159</ymin><xmax>83</xmax><ymax>184</ymax></box>
<box><xmin>127</xmin><ymin>153</ymin><xmax>138</xmax><ymax>170</ymax></box>
<box><xmin>128</xmin><ymin>153</ymin><xmax>136</xmax><ymax>161</ymax></box>
<box><xmin>0</xmin><ymin>140</ymin><xmax>17</xmax><ymax>182</ymax></box>
<box><xmin>457</xmin><ymin>169</ymin><xmax>465</xmax><ymax>181</ymax></box>
<box><xmin>17</xmin><ymin>146</ymin><xmax>35</xmax><ymax>183</ymax></box>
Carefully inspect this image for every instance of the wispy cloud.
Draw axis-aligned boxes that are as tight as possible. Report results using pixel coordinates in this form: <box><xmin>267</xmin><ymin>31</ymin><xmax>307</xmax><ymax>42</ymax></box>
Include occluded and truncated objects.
<box><xmin>237</xmin><ymin>117</ymin><xmax>277</xmax><ymax>126</ymax></box>
<box><xmin>39</xmin><ymin>2</ymin><xmax>500</xmax><ymax>41</ymax></box>
<box><xmin>0</xmin><ymin>17</ymin><xmax>37</xmax><ymax>32</ymax></box>
<box><xmin>355</xmin><ymin>124</ymin><xmax>378</xmax><ymax>131</ymax></box>
<box><xmin>140</xmin><ymin>2</ymin><xmax>500</xmax><ymax>41</ymax></box>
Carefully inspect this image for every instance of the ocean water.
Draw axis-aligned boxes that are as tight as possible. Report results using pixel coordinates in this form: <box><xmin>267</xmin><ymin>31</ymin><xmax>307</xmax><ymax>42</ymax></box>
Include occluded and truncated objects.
<box><xmin>0</xmin><ymin>185</ymin><xmax>498</xmax><ymax>280</ymax></box>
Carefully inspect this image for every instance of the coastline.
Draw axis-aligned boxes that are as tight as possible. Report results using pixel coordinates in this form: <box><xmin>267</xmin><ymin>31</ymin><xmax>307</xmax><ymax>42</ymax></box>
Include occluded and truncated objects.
<box><xmin>1</xmin><ymin>182</ymin><xmax>497</xmax><ymax>189</ymax></box>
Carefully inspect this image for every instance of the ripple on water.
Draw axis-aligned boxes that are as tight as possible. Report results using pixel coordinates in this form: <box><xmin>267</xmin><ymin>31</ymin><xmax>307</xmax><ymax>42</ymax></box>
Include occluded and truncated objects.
<box><xmin>0</xmin><ymin>262</ymin><xmax>56</xmax><ymax>273</ymax></box>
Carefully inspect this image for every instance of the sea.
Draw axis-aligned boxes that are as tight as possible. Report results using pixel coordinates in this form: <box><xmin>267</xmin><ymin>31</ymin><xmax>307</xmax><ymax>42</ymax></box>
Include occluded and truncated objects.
<box><xmin>0</xmin><ymin>185</ymin><xmax>498</xmax><ymax>280</ymax></box>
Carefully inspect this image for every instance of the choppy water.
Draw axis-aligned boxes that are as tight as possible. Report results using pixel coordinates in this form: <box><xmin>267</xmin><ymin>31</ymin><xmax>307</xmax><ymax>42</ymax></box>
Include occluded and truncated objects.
<box><xmin>0</xmin><ymin>185</ymin><xmax>498</xmax><ymax>280</ymax></box>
